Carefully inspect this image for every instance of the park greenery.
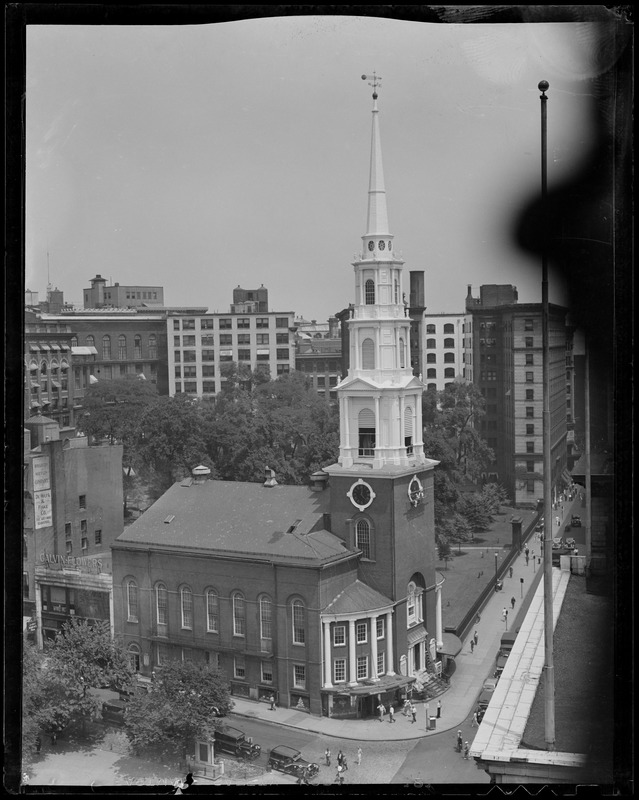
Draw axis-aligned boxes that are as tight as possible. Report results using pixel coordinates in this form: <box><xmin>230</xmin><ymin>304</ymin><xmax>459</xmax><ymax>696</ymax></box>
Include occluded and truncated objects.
<box><xmin>23</xmin><ymin>620</ymin><xmax>232</xmax><ymax>762</ymax></box>
<box><xmin>124</xmin><ymin>660</ymin><xmax>232</xmax><ymax>757</ymax></box>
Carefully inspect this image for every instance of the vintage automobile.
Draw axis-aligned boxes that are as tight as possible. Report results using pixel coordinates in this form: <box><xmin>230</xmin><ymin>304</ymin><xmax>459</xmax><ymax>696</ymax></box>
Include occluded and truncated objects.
<box><xmin>482</xmin><ymin>676</ymin><xmax>499</xmax><ymax>693</ymax></box>
<box><xmin>267</xmin><ymin>745</ymin><xmax>320</xmax><ymax>779</ymax></box>
<box><xmin>494</xmin><ymin>652</ymin><xmax>508</xmax><ymax>679</ymax></box>
<box><xmin>213</xmin><ymin>725</ymin><xmax>261</xmax><ymax>760</ymax></box>
<box><xmin>476</xmin><ymin>688</ymin><xmax>495</xmax><ymax>712</ymax></box>
<box><xmin>101</xmin><ymin>699</ymin><xmax>127</xmax><ymax>725</ymax></box>
<box><xmin>571</xmin><ymin>515</ymin><xmax>582</xmax><ymax>527</ymax></box>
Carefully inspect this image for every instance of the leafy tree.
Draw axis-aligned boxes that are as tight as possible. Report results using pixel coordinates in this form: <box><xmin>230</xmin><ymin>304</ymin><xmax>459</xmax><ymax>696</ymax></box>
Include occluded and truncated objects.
<box><xmin>79</xmin><ymin>376</ymin><xmax>158</xmax><ymax>514</ymax></box>
<box><xmin>436</xmin><ymin>533</ymin><xmax>452</xmax><ymax>568</ymax></box>
<box><xmin>481</xmin><ymin>482</ymin><xmax>509</xmax><ymax>515</ymax></box>
<box><xmin>456</xmin><ymin>492</ymin><xmax>494</xmax><ymax>532</ymax></box>
<box><xmin>441</xmin><ymin>512</ymin><xmax>474</xmax><ymax>552</ymax></box>
<box><xmin>135</xmin><ymin>394</ymin><xmax>212</xmax><ymax>498</ymax></box>
<box><xmin>125</xmin><ymin>660</ymin><xmax>232</xmax><ymax>758</ymax></box>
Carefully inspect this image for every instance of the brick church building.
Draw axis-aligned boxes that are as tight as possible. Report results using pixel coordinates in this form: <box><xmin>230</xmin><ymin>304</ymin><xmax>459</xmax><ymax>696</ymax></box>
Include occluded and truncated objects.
<box><xmin>111</xmin><ymin>81</ymin><xmax>445</xmax><ymax>718</ymax></box>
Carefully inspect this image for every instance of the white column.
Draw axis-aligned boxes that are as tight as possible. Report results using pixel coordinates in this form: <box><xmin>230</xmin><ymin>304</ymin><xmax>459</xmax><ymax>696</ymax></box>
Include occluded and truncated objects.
<box><xmin>369</xmin><ymin>615</ymin><xmax>379</xmax><ymax>681</ymax></box>
<box><xmin>348</xmin><ymin>618</ymin><xmax>357</xmax><ymax>684</ymax></box>
<box><xmin>323</xmin><ymin>620</ymin><xmax>333</xmax><ymax>688</ymax></box>
<box><xmin>435</xmin><ymin>582</ymin><xmax>443</xmax><ymax>648</ymax></box>
<box><xmin>385</xmin><ymin>610</ymin><xmax>395</xmax><ymax>675</ymax></box>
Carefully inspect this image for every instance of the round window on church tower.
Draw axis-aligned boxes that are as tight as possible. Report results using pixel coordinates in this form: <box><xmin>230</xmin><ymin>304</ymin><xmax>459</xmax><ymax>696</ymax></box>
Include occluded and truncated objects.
<box><xmin>368</xmin><ymin>241</ymin><xmax>375</xmax><ymax>251</ymax></box>
<box><xmin>378</xmin><ymin>240</ymin><xmax>385</xmax><ymax>251</ymax></box>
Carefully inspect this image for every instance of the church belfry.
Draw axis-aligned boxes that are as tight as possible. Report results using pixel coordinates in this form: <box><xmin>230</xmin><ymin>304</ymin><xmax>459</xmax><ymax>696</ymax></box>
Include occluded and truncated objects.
<box><xmin>337</xmin><ymin>75</ymin><xmax>427</xmax><ymax>470</ymax></box>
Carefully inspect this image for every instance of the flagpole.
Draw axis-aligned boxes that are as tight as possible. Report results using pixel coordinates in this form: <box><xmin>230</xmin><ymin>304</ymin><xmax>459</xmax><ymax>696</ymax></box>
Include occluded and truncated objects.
<box><xmin>539</xmin><ymin>79</ymin><xmax>556</xmax><ymax>750</ymax></box>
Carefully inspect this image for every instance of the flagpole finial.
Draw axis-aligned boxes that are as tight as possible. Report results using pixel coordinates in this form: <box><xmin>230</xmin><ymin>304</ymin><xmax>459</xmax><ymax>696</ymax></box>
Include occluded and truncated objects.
<box><xmin>362</xmin><ymin>72</ymin><xmax>382</xmax><ymax>100</ymax></box>
<box><xmin>538</xmin><ymin>80</ymin><xmax>549</xmax><ymax>96</ymax></box>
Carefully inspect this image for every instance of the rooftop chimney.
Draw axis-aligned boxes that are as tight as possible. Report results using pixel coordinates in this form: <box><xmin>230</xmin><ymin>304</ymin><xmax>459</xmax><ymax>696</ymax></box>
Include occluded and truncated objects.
<box><xmin>310</xmin><ymin>470</ymin><xmax>329</xmax><ymax>492</ymax></box>
<box><xmin>264</xmin><ymin>467</ymin><xmax>278</xmax><ymax>488</ymax></box>
<box><xmin>192</xmin><ymin>465</ymin><xmax>211</xmax><ymax>484</ymax></box>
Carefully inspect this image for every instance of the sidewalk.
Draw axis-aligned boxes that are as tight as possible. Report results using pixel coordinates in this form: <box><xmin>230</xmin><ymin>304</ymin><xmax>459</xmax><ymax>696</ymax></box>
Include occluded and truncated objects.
<box><xmin>231</xmin><ymin>494</ymin><xmax>580</xmax><ymax>743</ymax></box>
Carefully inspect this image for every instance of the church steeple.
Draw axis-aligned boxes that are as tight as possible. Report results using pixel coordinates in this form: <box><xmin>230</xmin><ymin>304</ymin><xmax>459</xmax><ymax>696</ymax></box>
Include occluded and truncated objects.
<box><xmin>333</xmin><ymin>76</ymin><xmax>429</xmax><ymax>470</ymax></box>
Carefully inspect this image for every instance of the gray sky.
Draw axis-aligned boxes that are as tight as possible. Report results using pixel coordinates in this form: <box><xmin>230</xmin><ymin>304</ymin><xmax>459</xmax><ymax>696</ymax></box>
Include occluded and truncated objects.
<box><xmin>25</xmin><ymin>14</ymin><xmax>611</xmax><ymax>321</ymax></box>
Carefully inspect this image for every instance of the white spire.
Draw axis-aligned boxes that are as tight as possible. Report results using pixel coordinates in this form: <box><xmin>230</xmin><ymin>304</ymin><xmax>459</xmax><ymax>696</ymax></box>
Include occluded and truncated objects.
<box><xmin>362</xmin><ymin>73</ymin><xmax>390</xmax><ymax>236</ymax></box>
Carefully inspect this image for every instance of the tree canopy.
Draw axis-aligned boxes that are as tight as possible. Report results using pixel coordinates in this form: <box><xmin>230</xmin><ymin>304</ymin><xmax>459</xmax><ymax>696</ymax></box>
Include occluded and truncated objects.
<box><xmin>124</xmin><ymin>660</ymin><xmax>232</xmax><ymax>755</ymax></box>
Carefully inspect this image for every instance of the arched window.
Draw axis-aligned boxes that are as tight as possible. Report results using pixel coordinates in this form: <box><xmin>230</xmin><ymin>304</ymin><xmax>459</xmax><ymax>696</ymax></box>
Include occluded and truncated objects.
<box><xmin>358</xmin><ymin>408</ymin><xmax>376</xmax><ymax>457</ymax></box>
<box><xmin>444</xmin><ymin>368</ymin><xmax>455</xmax><ymax>378</ymax></box>
<box><xmin>444</xmin><ymin>323</ymin><xmax>455</xmax><ymax>334</ymax></box>
<box><xmin>232</xmin><ymin>592</ymin><xmax>245</xmax><ymax>636</ymax></box>
<box><xmin>127</xmin><ymin>643</ymin><xmax>141</xmax><ymax>672</ymax></box>
<box><xmin>40</xmin><ymin>361</ymin><xmax>48</xmax><ymax>375</ymax></box>
<box><xmin>427</xmin><ymin>353</ymin><xmax>436</xmax><ymax>363</ymax></box>
<box><xmin>86</xmin><ymin>335</ymin><xmax>95</xmax><ymax>348</ymax></box>
<box><xmin>126</xmin><ymin>580</ymin><xmax>138</xmax><ymax>622</ymax></box>
<box><xmin>71</xmin><ymin>336</ymin><xmax>78</xmax><ymax>347</ymax></box>
<box><xmin>102</xmin><ymin>335</ymin><xmax>111</xmax><ymax>360</ymax></box>
<box><xmin>148</xmin><ymin>334</ymin><xmax>157</xmax><ymax>360</ymax></box>
<box><xmin>134</xmin><ymin>335</ymin><xmax>142</xmax><ymax>359</ymax></box>
<box><xmin>444</xmin><ymin>338</ymin><xmax>455</xmax><ymax>349</ymax></box>
<box><xmin>292</xmin><ymin>600</ymin><xmax>305</xmax><ymax>645</ymax></box>
<box><xmin>181</xmin><ymin>587</ymin><xmax>193</xmax><ymax>629</ymax></box>
<box><xmin>427</xmin><ymin>368</ymin><xmax>436</xmax><ymax>379</ymax></box>
<box><xmin>156</xmin><ymin>583</ymin><xmax>168</xmax><ymax>626</ymax></box>
<box><xmin>426</xmin><ymin>338</ymin><xmax>436</xmax><ymax>349</ymax></box>
<box><xmin>427</xmin><ymin>383</ymin><xmax>437</xmax><ymax>391</ymax></box>
<box><xmin>118</xmin><ymin>335</ymin><xmax>127</xmax><ymax>360</ymax></box>
<box><xmin>259</xmin><ymin>595</ymin><xmax>272</xmax><ymax>640</ymax></box>
<box><xmin>444</xmin><ymin>352</ymin><xmax>455</xmax><ymax>363</ymax></box>
<box><xmin>365</xmin><ymin>279</ymin><xmax>375</xmax><ymax>305</ymax></box>
<box><xmin>407</xmin><ymin>582</ymin><xmax>417</xmax><ymax>625</ymax></box>
<box><xmin>206</xmin><ymin>589</ymin><xmax>219</xmax><ymax>633</ymax></box>
<box><xmin>426</xmin><ymin>324</ymin><xmax>436</xmax><ymax>334</ymax></box>
<box><xmin>399</xmin><ymin>337</ymin><xmax>405</xmax><ymax>368</ymax></box>
<box><xmin>356</xmin><ymin>519</ymin><xmax>372</xmax><ymax>560</ymax></box>
<box><xmin>361</xmin><ymin>338</ymin><xmax>375</xmax><ymax>370</ymax></box>
<box><xmin>404</xmin><ymin>406</ymin><xmax>414</xmax><ymax>455</ymax></box>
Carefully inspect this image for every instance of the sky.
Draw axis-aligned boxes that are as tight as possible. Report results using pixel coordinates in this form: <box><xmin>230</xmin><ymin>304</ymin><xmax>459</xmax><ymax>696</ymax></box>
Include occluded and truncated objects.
<box><xmin>24</xmin><ymin>10</ymin><xmax>619</xmax><ymax>322</ymax></box>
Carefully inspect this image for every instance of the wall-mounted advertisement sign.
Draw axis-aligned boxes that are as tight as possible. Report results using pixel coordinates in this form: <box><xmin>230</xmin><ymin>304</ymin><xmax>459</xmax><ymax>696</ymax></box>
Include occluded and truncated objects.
<box><xmin>32</xmin><ymin>456</ymin><xmax>51</xmax><ymax>492</ymax></box>
<box><xmin>34</xmin><ymin>489</ymin><xmax>53</xmax><ymax>529</ymax></box>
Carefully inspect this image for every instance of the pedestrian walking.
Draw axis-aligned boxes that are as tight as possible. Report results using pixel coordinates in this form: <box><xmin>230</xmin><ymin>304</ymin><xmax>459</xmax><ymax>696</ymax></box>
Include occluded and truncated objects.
<box><xmin>510</xmin><ymin>596</ymin><xmax>516</xmax><ymax>610</ymax></box>
<box><xmin>377</xmin><ymin>703</ymin><xmax>385</xmax><ymax>722</ymax></box>
<box><xmin>509</xmin><ymin>566</ymin><xmax>513</xmax><ymax>578</ymax></box>
<box><xmin>50</xmin><ymin>732</ymin><xmax>57</xmax><ymax>746</ymax></box>
<box><xmin>388</xmin><ymin>705</ymin><xmax>396</xmax><ymax>723</ymax></box>
<box><xmin>464</xmin><ymin>741</ymin><xmax>470</xmax><ymax>760</ymax></box>
<box><xmin>411</xmin><ymin>704</ymin><xmax>417</xmax><ymax>724</ymax></box>
<box><xmin>343</xmin><ymin>756</ymin><xmax>348</xmax><ymax>771</ymax></box>
<box><xmin>470</xmin><ymin>639</ymin><xmax>474</xmax><ymax>653</ymax></box>
<box><xmin>403</xmin><ymin>698</ymin><xmax>411</xmax><ymax>716</ymax></box>
<box><xmin>471</xmin><ymin>711</ymin><xmax>479</xmax><ymax>727</ymax></box>
<box><xmin>35</xmin><ymin>736</ymin><xmax>41</xmax><ymax>754</ymax></box>
<box><xmin>325</xmin><ymin>748</ymin><xmax>331</xmax><ymax>767</ymax></box>
<box><xmin>456</xmin><ymin>730</ymin><xmax>463</xmax><ymax>752</ymax></box>
<box><xmin>269</xmin><ymin>694</ymin><xmax>276</xmax><ymax>711</ymax></box>
<box><xmin>337</xmin><ymin>750</ymin><xmax>343</xmax><ymax>767</ymax></box>
<box><xmin>336</xmin><ymin>765</ymin><xmax>344</xmax><ymax>785</ymax></box>
<box><xmin>473</xmin><ymin>630</ymin><xmax>478</xmax><ymax>646</ymax></box>
<box><xmin>525</xmin><ymin>546</ymin><xmax>529</xmax><ymax>558</ymax></box>
<box><xmin>502</xmin><ymin>607</ymin><xmax>507</xmax><ymax>620</ymax></box>
<box><xmin>437</xmin><ymin>700</ymin><xmax>442</xmax><ymax>719</ymax></box>
<box><xmin>356</xmin><ymin>747</ymin><xmax>362</xmax><ymax>766</ymax></box>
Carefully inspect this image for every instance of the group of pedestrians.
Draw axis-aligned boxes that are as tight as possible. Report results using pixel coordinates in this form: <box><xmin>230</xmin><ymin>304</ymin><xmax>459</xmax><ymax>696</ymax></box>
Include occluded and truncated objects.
<box><xmin>325</xmin><ymin>747</ymin><xmax>361</xmax><ymax>784</ymax></box>
<box><xmin>469</xmin><ymin>629</ymin><xmax>479</xmax><ymax>653</ymax></box>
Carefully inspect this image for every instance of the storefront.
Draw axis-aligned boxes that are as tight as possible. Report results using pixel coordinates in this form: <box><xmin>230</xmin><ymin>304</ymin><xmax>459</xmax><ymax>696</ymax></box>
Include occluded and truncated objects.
<box><xmin>34</xmin><ymin>551</ymin><xmax>113</xmax><ymax>647</ymax></box>
<box><xmin>321</xmin><ymin>674</ymin><xmax>415</xmax><ymax>719</ymax></box>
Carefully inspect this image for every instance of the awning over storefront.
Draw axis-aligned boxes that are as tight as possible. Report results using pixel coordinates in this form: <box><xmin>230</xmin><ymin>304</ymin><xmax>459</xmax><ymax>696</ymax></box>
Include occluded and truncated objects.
<box><xmin>438</xmin><ymin>632</ymin><xmax>463</xmax><ymax>657</ymax></box>
<box><xmin>50</xmin><ymin>344</ymin><xmax>61</xmax><ymax>350</ymax></box>
<box><xmin>29</xmin><ymin>344</ymin><xmax>40</xmax><ymax>353</ymax></box>
<box><xmin>331</xmin><ymin>673</ymin><xmax>415</xmax><ymax>697</ymax></box>
<box><xmin>561</xmin><ymin>470</ymin><xmax>572</xmax><ymax>486</ymax></box>
<box><xmin>38</xmin><ymin>343</ymin><xmax>51</xmax><ymax>351</ymax></box>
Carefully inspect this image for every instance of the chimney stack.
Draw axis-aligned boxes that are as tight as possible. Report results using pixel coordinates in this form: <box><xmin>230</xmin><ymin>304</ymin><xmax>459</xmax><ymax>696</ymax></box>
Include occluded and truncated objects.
<box><xmin>264</xmin><ymin>467</ymin><xmax>278</xmax><ymax>488</ymax></box>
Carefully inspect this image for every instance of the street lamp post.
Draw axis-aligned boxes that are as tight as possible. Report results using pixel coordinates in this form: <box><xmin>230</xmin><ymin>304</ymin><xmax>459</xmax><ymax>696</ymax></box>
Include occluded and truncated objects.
<box><xmin>539</xmin><ymin>78</ymin><xmax>556</xmax><ymax>751</ymax></box>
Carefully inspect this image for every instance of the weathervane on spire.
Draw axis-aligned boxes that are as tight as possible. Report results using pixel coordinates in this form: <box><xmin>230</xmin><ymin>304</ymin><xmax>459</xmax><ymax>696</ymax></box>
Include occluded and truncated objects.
<box><xmin>361</xmin><ymin>72</ymin><xmax>382</xmax><ymax>99</ymax></box>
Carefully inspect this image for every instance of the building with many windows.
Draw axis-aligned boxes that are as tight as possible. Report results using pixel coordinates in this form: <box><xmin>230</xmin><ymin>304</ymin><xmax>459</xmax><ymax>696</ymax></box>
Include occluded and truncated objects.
<box><xmin>464</xmin><ymin>285</ymin><xmax>572</xmax><ymax>505</ymax></box>
<box><xmin>295</xmin><ymin>316</ymin><xmax>343</xmax><ymax>402</ymax></box>
<box><xmin>111</xmin><ymin>84</ymin><xmax>447</xmax><ymax>719</ymax></box>
<box><xmin>420</xmin><ymin>312</ymin><xmax>465</xmax><ymax>391</ymax></box>
<box><xmin>22</xmin><ymin>417</ymin><xmax>123</xmax><ymax>646</ymax></box>
<box><xmin>168</xmin><ymin>289</ymin><xmax>295</xmax><ymax>397</ymax></box>
<box><xmin>83</xmin><ymin>274</ymin><xmax>164</xmax><ymax>309</ymax></box>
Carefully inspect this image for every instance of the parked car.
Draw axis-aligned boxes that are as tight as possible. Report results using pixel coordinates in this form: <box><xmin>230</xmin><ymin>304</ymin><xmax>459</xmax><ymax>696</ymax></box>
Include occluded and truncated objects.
<box><xmin>571</xmin><ymin>515</ymin><xmax>582</xmax><ymax>527</ymax></box>
<box><xmin>267</xmin><ymin>745</ymin><xmax>320</xmax><ymax>779</ymax></box>
<box><xmin>552</xmin><ymin>537</ymin><xmax>564</xmax><ymax>550</ymax></box>
<box><xmin>482</xmin><ymin>677</ymin><xmax>499</xmax><ymax>693</ymax></box>
<box><xmin>476</xmin><ymin>688</ymin><xmax>495</xmax><ymax>711</ymax></box>
<box><xmin>101</xmin><ymin>699</ymin><xmax>127</xmax><ymax>725</ymax></box>
<box><xmin>494</xmin><ymin>652</ymin><xmax>508</xmax><ymax>679</ymax></box>
<box><xmin>214</xmin><ymin>725</ymin><xmax>261</xmax><ymax>760</ymax></box>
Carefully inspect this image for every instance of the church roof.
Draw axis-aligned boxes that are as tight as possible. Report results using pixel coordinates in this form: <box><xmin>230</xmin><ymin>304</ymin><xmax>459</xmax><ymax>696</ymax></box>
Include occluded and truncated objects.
<box><xmin>115</xmin><ymin>479</ymin><xmax>352</xmax><ymax>566</ymax></box>
<box><xmin>324</xmin><ymin>579</ymin><xmax>392</xmax><ymax>615</ymax></box>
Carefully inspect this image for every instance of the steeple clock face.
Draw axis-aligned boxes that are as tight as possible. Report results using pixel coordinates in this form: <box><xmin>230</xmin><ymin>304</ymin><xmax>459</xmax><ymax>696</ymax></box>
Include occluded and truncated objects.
<box><xmin>347</xmin><ymin>479</ymin><xmax>376</xmax><ymax>511</ymax></box>
<box><xmin>408</xmin><ymin>476</ymin><xmax>424</xmax><ymax>507</ymax></box>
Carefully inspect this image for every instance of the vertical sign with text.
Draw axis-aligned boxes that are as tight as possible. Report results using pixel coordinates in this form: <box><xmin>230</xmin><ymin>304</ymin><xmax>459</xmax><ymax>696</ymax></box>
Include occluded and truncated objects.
<box><xmin>33</xmin><ymin>457</ymin><xmax>53</xmax><ymax>529</ymax></box>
